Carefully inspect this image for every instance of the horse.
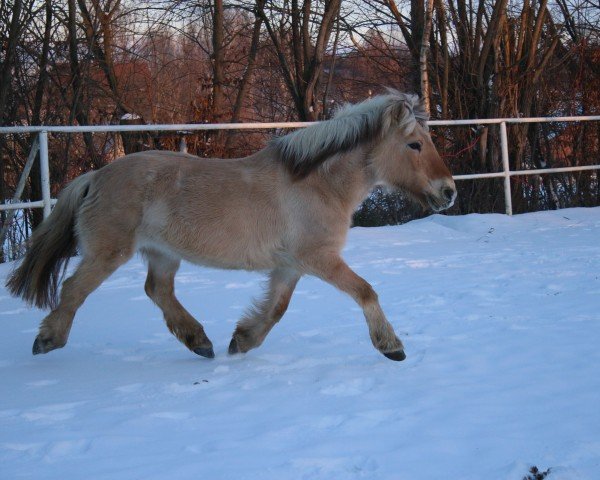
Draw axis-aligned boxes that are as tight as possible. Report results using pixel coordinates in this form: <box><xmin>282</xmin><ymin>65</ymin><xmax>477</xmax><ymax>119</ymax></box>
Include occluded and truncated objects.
<box><xmin>6</xmin><ymin>90</ymin><xmax>456</xmax><ymax>362</ymax></box>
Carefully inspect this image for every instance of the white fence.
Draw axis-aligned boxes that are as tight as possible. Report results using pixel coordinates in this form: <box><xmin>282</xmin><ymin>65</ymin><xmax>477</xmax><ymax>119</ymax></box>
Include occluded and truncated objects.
<box><xmin>0</xmin><ymin>116</ymin><xmax>599</xmax><ymax>221</ymax></box>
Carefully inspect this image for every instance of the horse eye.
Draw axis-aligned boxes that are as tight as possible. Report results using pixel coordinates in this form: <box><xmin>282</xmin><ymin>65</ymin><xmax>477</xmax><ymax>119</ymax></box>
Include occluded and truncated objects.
<box><xmin>408</xmin><ymin>142</ymin><xmax>422</xmax><ymax>151</ymax></box>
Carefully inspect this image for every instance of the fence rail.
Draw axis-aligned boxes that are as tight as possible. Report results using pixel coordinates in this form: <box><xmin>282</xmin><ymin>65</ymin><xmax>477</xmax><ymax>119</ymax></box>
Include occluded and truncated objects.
<box><xmin>1</xmin><ymin>115</ymin><xmax>600</xmax><ymax>218</ymax></box>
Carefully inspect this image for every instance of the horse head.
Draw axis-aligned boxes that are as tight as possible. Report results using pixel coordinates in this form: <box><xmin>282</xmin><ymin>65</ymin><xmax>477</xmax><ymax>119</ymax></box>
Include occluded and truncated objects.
<box><xmin>371</xmin><ymin>94</ymin><xmax>456</xmax><ymax>212</ymax></box>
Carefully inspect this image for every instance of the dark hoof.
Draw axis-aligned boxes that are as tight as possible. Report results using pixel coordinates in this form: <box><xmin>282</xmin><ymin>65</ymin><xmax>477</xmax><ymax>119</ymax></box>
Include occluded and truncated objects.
<box><xmin>228</xmin><ymin>337</ymin><xmax>239</xmax><ymax>355</ymax></box>
<box><xmin>32</xmin><ymin>337</ymin><xmax>44</xmax><ymax>355</ymax></box>
<box><xmin>383</xmin><ymin>349</ymin><xmax>406</xmax><ymax>361</ymax></box>
<box><xmin>193</xmin><ymin>346</ymin><xmax>215</xmax><ymax>359</ymax></box>
<box><xmin>32</xmin><ymin>336</ymin><xmax>60</xmax><ymax>355</ymax></box>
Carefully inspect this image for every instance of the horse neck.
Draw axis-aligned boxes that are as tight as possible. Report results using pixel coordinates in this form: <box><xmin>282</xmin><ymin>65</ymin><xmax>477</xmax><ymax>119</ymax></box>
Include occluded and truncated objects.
<box><xmin>315</xmin><ymin>145</ymin><xmax>378</xmax><ymax>212</ymax></box>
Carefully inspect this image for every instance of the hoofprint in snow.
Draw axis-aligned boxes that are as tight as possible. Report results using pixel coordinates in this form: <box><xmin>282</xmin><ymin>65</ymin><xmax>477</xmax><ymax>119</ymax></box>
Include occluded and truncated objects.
<box><xmin>1</xmin><ymin>208</ymin><xmax>599</xmax><ymax>480</ymax></box>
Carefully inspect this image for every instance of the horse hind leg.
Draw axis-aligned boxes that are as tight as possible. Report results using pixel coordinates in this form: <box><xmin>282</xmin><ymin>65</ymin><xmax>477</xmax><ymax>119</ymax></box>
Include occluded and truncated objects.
<box><xmin>143</xmin><ymin>249</ymin><xmax>214</xmax><ymax>358</ymax></box>
<box><xmin>229</xmin><ymin>267</ymin><xmax>301</xmax><ymax>355</ymax></box>
<box><xmin>34</xmin><ymin>249</ymin><xmax>133</xmax><ymax>354</ymax></box>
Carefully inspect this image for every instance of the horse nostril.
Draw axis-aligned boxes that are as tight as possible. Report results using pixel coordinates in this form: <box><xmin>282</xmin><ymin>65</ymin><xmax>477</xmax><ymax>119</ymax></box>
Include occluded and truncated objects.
<box><xmin>442</xmin><ymin>187</ymin><xmax>455</xmax><ymax>202</ymax></box>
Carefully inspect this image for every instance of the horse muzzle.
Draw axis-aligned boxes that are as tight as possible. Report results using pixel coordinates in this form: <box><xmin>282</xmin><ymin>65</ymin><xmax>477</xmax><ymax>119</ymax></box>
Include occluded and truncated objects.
<box><xmin>426</xmin><ymin>178</ymin><xmax>457</xmax><ymax>212</ymax></box>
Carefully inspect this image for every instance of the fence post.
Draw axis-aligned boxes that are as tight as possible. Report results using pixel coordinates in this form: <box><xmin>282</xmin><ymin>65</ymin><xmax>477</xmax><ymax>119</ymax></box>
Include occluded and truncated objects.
<box><xmin>499</xmin><ymin>122</ymin><xmax>513</xmax><ymax>215</ymax></box>
<box><xmin>39</xmin><ymin>130</ymin><xmax>52</xmax><ymax>219</ymax></box>
<box><xmin>179</xmin><ymin>137</ymin><xmax>187</xmax><ymax>153</ymax></box>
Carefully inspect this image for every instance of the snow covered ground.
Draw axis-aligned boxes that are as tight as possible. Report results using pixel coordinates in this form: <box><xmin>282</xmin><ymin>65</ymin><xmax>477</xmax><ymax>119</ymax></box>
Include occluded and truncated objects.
<box><xmin>1</xmin><ymin>208</ymin><xmax>599</xmax><ymax>480</ymax></box>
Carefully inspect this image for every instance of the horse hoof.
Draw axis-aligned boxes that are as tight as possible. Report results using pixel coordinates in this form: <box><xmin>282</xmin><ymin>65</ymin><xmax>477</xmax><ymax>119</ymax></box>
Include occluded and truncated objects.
<box><xmin>228</xmin><ymin>337</ymin><xmax>239</xmax><ymax>355</ymax></box>
<box><xmin>383</xmin><ymin>349</ymin><xmax>406</xmax><ymax>361</ymax></box>
<box><xmin>32</xmin><ymin>337</ymin><xmax>44</xmax><ymax>355</ymax></box>
<box><xmin>32</xmin><ymin>336</ymin><xmax>60</xmax><ymax>355</ymax></box>
<box><xmin>193</xmin><ymin>346</ymin><xmax>215</xmax><ymax>359</ymax></box>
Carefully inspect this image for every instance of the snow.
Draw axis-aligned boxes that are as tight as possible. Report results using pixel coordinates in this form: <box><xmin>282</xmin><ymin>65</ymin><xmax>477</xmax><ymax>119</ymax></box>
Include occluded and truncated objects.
<box><xmin>120</xmin><ymin>113</ymin><xmax>141</xmax><ymax>121</ymax></box>
<box><xmin>1</xmin><ymin>208</ymin><xmax>599</xmax><ymax>480</ymax></box>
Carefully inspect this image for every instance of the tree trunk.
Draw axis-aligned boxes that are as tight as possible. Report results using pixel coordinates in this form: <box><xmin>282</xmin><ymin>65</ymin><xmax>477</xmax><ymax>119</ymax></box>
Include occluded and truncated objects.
<box><xmin>225</xmin><ymin>0</ymin><xmax>265</xmax><ymax>150</ymax></box>
<box><xmin>212</xmin><ymin>0</ymin><xmax>225</xmax><ymax>122</ymax></box>
<box><xmin>0</xmin><ymin>0</ymin><xmax>24</xmax><ymax>262</ymax></box>
<box><xmin>211</xmin><ymin>0</ymin><xmax>226</xmax><ymax>154</ymax></box>
<box><xmin>420</xmin><ymin>0</ymin><xmax>434</xmax><ymax>111</ymax></box>
<box><xmin>29</xmin><ymin>0</ymin><xmax>53</xmax><ymax>229</ymax></box>
<box><xmin>68</xmin><ymin>0</ymin><xmax>101</xmax><ymax>169</ymax></box>
<box><xmin>0</xmin><ymin>0</ymin><xmax>23</xmax><ymax>117</ymax></box>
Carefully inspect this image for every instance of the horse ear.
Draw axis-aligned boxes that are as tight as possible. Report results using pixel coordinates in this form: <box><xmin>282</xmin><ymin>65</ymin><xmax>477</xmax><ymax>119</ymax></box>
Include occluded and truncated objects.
<box><xmin>381</xmin><ymin>100</ymin><xmax>406</xmax><ymax>134</ymax></box>
<box><xmin>384</xmin><ymin>98</ymin><xmax>417</xmax><ymax>134</ymax></box>
<box><xmin>412</xmin><ymin>95</ymin><xmax>430</xmax><ymax>126</ymax></box>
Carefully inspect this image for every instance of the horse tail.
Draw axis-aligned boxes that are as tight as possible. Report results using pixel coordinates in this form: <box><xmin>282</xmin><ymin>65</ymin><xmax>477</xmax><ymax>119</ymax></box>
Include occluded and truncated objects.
<box><xmin>6</xmin><ymin>171</ymin><xmax>95</xmax><ymax>310</ymax></box>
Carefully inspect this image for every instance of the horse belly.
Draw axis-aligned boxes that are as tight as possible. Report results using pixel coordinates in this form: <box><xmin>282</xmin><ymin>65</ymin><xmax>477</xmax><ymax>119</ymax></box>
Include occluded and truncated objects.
<box><xmin>139</xmin><ymin>203</ymin><xmax>284</xmax><ymax>271</ymax></box>
<box><xmin>177</xmin><ymin>232</ymin><xmax>282</xmax><ymax>271</ymax></box>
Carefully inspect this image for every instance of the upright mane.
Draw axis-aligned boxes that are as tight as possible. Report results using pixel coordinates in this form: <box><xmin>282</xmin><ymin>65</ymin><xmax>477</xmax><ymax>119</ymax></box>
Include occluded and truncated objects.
<box><xmin>271</xmin><ymin>90</ymin><xmax>429</xmax><ymax>179</ymax></box>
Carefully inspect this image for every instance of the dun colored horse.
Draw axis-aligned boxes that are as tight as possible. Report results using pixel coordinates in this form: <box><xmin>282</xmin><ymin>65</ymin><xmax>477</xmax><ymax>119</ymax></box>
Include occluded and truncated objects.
<box><xmin>7</xmin><ymin>91</ymin><xmax>456</xmax><ymax>361</ymax></box>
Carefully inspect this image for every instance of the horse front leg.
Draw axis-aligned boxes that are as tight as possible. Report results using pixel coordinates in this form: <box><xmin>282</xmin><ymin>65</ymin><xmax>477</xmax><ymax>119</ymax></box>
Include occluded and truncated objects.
<box><xmin>229</xmin><ymin>267</ymin><xmax>301</xmax><ymax>355</ymax></box>
<box><xmin>304</xmin><ymin>252</ymin><xmax>406</xmax><ymax>361</ymax></box>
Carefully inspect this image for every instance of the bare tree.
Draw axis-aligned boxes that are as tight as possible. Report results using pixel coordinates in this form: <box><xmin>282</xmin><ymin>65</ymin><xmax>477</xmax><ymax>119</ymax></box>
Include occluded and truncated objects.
<box><xmin>28</xmin><ymin>0</ymin><xmax>53</xmax><ymax>229</ymax></box>
<box><xmin>419</xmin><ymin>0</ymin><xmax>434</xmax><ymax>111</ymax></box>
<box><xmin>255</xmin><ymin>0</ymin><xmax>342</xmax><ymax>120</ymax></box>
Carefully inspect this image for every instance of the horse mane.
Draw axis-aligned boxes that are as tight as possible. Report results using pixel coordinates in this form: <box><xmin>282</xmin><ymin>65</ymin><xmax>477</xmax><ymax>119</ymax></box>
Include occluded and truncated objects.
<box><xmin>270</xmin><ymin>90</ymin><xmax>429</xmax><ymax>179</ymax></box>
